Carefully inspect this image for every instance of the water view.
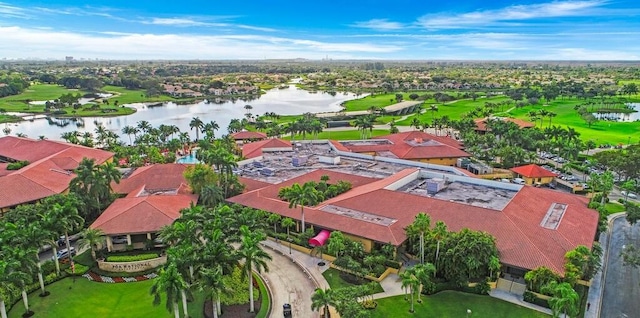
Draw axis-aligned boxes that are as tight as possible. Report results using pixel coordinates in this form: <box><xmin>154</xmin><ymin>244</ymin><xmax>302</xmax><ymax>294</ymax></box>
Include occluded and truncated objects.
<box><xmin>592</xmin><ymin>103</ymin><xmax>640</xmax><ymax>122</ymax></box>
<box><xmin>5</xmin><ymin>85</ymin><xmax>364</xmax><ymax>141</ymax></box>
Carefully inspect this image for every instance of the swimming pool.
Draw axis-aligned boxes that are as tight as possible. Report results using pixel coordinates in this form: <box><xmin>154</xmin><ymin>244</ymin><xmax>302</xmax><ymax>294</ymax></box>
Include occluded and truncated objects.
<box><xmin>176</xmin><ymin>149</ymin><xmax>201</xmax><ymax>164</ymax></box>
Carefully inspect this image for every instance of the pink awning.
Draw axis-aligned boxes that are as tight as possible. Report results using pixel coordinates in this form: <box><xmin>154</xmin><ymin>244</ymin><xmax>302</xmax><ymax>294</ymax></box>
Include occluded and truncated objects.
<box><xmin>308</xmin><ymin>229</ymin><xmax>331</xmax><ymax>247</ymax></box>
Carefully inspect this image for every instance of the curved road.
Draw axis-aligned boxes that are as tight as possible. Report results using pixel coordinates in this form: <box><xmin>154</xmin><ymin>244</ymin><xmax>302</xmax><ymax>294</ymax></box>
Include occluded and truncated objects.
<box><xmin>260</xmin><ymin>243</ymin><xmax>321</xmax><ymax>318</ymax></box>
<box><xmin>600</xmin><ymin>216</ymin><xmax>640</xmax><ymax>318</ymax></box>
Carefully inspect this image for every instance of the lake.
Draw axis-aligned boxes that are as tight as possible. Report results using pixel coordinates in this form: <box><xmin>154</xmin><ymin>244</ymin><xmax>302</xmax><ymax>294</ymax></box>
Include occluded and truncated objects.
<box><xmin>4</xmin><ymin>85</ymin><xmax>364</xmax><ymax>141</ymax></box>
<box><xmin>592</xmin><ymin>103</ymin><xmax>640</xmax><ymax>122</ymax></box>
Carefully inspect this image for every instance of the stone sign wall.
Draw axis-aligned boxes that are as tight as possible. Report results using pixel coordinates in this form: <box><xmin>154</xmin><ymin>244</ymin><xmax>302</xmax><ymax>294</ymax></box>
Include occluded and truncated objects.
<box><xmin>97</xmin><ymin>255</ymin><xmax>167</xmax><ymax>273</ymax></box>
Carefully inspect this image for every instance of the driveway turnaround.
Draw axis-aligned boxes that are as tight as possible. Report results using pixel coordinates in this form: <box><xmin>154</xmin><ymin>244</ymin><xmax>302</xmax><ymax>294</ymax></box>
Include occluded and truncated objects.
<box><xmin>260</xmin><ymin>241</ymin><xmax>324</xmax><ymax>318</ymax></box>
<box><xmin>600</xmin><ymin>216</ymin><xmax>640</xmax><ymax>318</ymax></box>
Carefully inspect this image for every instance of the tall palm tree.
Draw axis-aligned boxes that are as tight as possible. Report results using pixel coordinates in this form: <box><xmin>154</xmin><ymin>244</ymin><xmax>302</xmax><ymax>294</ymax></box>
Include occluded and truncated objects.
<box><xmin>137</xmin><ymin>120</ymin><xmax>152</xmax><ymax>134</ymax></box>
<box><xmin>0</xmin><ymin>257</ymin><xmax>25</xmax><ymax>318</ymax></box>
<box><xmin>238</xmin><ymin>226</ymin><xmax>272</xmax><ymax>313</ymax></box>
<box><xmin>281</xmin><ymin>217</ymin><xmax>295</xmax><ymax>239</ymax></box>
<box><xmin>432</xmin><ymin>221</ymin><xmax>448</xmax><ymax>266</ymax></box>
<box><xmin>200</xmin><ymin>184</ymin><xmax>224</xmax><ymax>208</ymax></box>
<box><xmin>197</xmin><ymin>266</ymin><xmax>229</xmax><ymax>318</ymax></box>
<box><xmin>121</xmin><ymin>125</ymin><xmax>139</xmax><ymax>145</ymax></box>
<box><xmin>267</xmin><ymin>213</ymin><xmax>281</xmax><ymax>234</ymax></box>
<box><xmin>151</xmin><ymin>262</ymin><xmax>187</xmax><ymax>318</ymax></box>
<box><xmin>189</xmin><ymin>117</ymin><xmax>204</xmax><ymax>141</ymax></box>
<box><xmin>279</xmin><ymin>182</ymin><xmax>323</xmax><ymax>233</ymax></box>
<box><xmin>21</xmin><ymin>223</ymin><xmax>50</xmax><ymax>296</ymax></box>
<box><xmin>400</xmin><ymin>269</ymin><xmax>419</xmax><ymax>313</ymax></box>
<box><xmin>412</xmin><ymin>263</ymin><xmax>436</xmax><ymax>303</ymax></box>
<box><xmin>78</xmin><ymin>228</ymin><xmax>105</xmax><ymax>261</ymax></box>
<box><xmin>51</xmin><ymin>201</ymin><xmax>84</xmax><ymax>273</ymax></box>
<box><xmin>311</xmin><ymin>288</ymin><xmax>335</xmax><ymax>318</ymax></box>
<box><xmin>406</xmin><ymin>212</ymin><xmax>431</xmax><ymax>264</ymax></box>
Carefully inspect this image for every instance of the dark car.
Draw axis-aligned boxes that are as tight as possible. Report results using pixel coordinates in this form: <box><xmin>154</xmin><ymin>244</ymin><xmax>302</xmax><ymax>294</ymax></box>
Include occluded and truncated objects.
<box><xmin>283</xmin><ymin>303</ymin><xmax>292</xmax><ymax>317</ymax></box>
<box><xmin>57</xmin><ymin>236</ymin><xmax>66</xmax><ymax>247</ymax></box>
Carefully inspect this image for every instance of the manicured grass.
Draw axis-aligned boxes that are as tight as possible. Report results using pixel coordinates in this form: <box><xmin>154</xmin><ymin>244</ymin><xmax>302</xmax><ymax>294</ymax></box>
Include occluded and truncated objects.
<box><xmin>0</xmin><ymin>84</ymin><xmax>87</xmax><ymax>112</ymax></box>
<box><xmin>341</xmin><ymin>93</ymin><xmax>421</xmax><ymax>111</ymax></box>
<box><xmin>102</xmin><ymin>85</ymin><xmax>175</xmax><ymax>105</ymax></box>
<box><xmin>255</xmin><ymin>273</ymin><xmax>270</xmax><ymax>318</ymax></box>
<box><xmin>8</xmin><ymin>277</ymin><xmax>205</xmax><ymax>318</ymax></box>
<box><xmin>605</xmin><ymin>202</ymin><xmax>627</xmax><ymax>214</ymax></box>
<box><xmin>322</xmin><ymin>268</ymin><xmax>384</xmax><ymax>293</ymax></box>
<box><xmin>371</xmin><ymin>291</ymin><xmax>549</xmax><ymax>318</ymax></box>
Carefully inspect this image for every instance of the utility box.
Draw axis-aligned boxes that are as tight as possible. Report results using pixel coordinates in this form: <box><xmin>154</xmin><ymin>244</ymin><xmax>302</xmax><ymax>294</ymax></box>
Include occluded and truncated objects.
<box><xmin>318</xmin><ymin>155</ymin><xmax>340</xmax><ymax>165</ymax></box>
<box><xmin>292</xmin><ymin>156</ymin><xmax>308</xmax><ymax>167</ymax></box>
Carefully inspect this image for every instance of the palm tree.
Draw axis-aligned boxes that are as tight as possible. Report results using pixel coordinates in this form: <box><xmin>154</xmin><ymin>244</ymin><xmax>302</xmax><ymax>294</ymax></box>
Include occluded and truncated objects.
<box><xmin>280</xmin><ymin>182</ymin><xmax>323</xmax><ymax>233</ymax></box>
<box><xmin>78</xmin><ymin>228</ymin><xmax>105</xmax><ymax>261</ymax></box>
<box><xmin>21</xmin><ymin>223</ymin><xmax>50</xmax><ymax>296</ymax></box>
<box><xmin>281</xmin><ymin>217</ymin><xmax>295</xmax><ymax>239</ymax></box>
<box><xmin>200</xmin><ymin>184</ymin><xmax>224</xmax><ymax>208</ymax></box>
<box><xmin>311</xmin><ymin>288</ymin><xmax>335</xmax><ymax>318</ymax></box>
<box><xmin>267</xmin><ymin>213</ymin><xmax>282</xmax><ymax>234</ymax></box>
<box><xmin>0</xmin><ymin>257</ymin><xmax>25</xmax><ymax>318</ymax></box>
<box><xmin>238</xmin><ymin>226</ymin><xmax>272</xmax><ymax>313</ymax></box>
<box><xmin>51</xmin><ymin>201</ymin><xmax>84</xmax><ymax>273</ymax></box>
<box><xmin>431</xmin><ymin>221</ymin><xmax>448</xmax><ymax>266</ymax></box>
<box><xmin>151</xmin><ymin>262</ymin><xmax>187</xmax><ymax>318</ymax></box>
<box><xmin>410</xmin><ymin>117</ymin><xmax>421</xmax><ymax>131</ymax></box>
<box><xmin>122</xmin><ymin>125</ymin><xmax>139</xmax><ymax>145</ymax></box>
<box><xmin>197</xmin><ymin>266</ymin><xmax>229</xmax><ymax>318</ymax></box>
<box><xmin>412</xmin><ymin>263</ymin><xmax>436</xmax><ymax>303</ymax></box>
<box><xmin>10</xmin><ymin>247</ymin><xmax>37</xmax><ymax>316</ymax></box>
<box><xmin>137</xmin><ymin>120</ymin><xmax>152</xmax><ymax>134</ymax></box>
<box><xmin>400</xmin><ymin>269</ymin><xmax>420</xmax><ymax>313</ymax></box>
<box><xmin>406</xmin><ymin>212</ymin><xmax>431</xmax><ymax>264</ymax></box>
<box><xmin>189</xmin><ymin>117</ymin><xmax>204</xmax><ymax>141</ymax></box>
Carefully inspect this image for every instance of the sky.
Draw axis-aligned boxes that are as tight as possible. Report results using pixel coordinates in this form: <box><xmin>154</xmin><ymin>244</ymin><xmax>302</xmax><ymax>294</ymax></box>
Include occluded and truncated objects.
<box><xmin>0</xmin><ymin>0</ymin><xmax>639</xmax><ymax>60</ymax></box>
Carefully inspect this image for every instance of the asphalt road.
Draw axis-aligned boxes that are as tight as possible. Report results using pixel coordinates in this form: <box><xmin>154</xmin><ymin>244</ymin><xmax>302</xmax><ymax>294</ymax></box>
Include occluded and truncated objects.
<box><xmin>261</xmin><ymin>247</ymin><xmax>319</xmax><ymax>318</ymax></box>
<box><xmin>38</xmin><ymin>238</ymin><xmax>81</xmax><ymax>263</ymax></box>
<box><xmin>601</xmin><ymin>217</ymin><xmax>640</xmax><ymax>318</ymax></box>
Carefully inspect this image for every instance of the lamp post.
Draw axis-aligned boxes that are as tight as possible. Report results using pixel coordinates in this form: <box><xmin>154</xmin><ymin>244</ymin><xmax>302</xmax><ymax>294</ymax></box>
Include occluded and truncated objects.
<box><xmin>288</xmin><ymin>237</ymin><xmax>292</xmax><ymax>255</ymax></box>
<box><xmin>467</xmin><ymin>309</ymin><xmax>472</xmax><ymax>318</ymax></box>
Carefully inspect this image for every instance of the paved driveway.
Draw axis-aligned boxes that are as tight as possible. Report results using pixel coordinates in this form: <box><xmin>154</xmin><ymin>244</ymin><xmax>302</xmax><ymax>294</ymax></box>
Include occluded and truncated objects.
<box><xmin>600</xmin><ymin>217</ymin><xmax>640</xmax><ymax>318</ymax></box>
<box><xmin>260</xmin><ymin>245</ymin><xmax>320</xmax><ymax>318</ymax></box>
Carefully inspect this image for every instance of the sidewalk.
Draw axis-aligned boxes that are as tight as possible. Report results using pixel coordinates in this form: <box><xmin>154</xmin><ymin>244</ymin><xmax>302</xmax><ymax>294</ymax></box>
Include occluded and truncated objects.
<box><xmin>489</xmin><ymin>289</ymin><xmax>553</xmax><ymax>315</ymax></box>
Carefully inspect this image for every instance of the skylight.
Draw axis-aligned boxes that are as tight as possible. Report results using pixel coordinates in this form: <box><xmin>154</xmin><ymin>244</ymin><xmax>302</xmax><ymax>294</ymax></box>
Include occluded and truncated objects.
<box><xmin>540</xmin><ymin>203</ymin><xmax>567</xmax><ymax>230</ymax></box>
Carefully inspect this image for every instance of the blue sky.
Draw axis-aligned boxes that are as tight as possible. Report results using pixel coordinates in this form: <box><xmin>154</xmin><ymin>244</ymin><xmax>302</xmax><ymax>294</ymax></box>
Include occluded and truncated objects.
<box><xmin>0</xmin><ymin>0</ymin><xmax>639</xmax><ymax>60</ymax></box>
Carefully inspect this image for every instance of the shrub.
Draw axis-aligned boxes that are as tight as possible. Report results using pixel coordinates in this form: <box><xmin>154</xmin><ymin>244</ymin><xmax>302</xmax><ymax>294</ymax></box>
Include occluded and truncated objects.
<box><xmin>65</xmin><ymin>263</ymin><xmax>90</xmax><ymax>276</ymax></box>
<box><xmin>523</xmin><ymin>291</ymin><xmax>550</xmax><ymax>308</ymax></box>
<box><xmin>361</xmin><ymin>299</ymin><xmax>377</xmax><ymax>309</ymax></box>
<box><xmin>6</xmin><ymin>160</ymin><xmax>29</xmax><ymax>170</ymax></box>
<box><xmin>474</xmin><ymin>278</ymin><xmax>491</xmax><ymax>295</ymax></box>
<box><xmin>383</xmin><ymin>259</ymin><xmax>402</xmax><ymax>269</ymax></box>
<box><xmin>106</xmin><ymin>253</ymin><xmax>159</xmax><ymax>262</ymax></box>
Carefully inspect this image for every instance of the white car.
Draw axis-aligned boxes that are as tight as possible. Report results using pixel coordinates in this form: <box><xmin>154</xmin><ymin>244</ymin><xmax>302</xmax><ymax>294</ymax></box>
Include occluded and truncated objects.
<box><xmin>53</xmin><ymin>247</ymin><xmax>76</xmax><ymax>260</ymax></box>
<box><xmin>111</xmin><ymin>236</ymin><xmax>128</xmax><ymax>244</ymax></box>
<box><xmin>621</xmin><ymin>191</ymin><xmax>638</xmax><ymax>199</ymax></box>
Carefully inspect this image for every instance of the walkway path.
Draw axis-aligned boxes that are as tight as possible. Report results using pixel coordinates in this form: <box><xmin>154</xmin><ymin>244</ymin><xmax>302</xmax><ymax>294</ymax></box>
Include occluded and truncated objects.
<box><xmin>489</xmin><ymin>289</ymin><xmax>553</xmax><ymax>315</ymax></box>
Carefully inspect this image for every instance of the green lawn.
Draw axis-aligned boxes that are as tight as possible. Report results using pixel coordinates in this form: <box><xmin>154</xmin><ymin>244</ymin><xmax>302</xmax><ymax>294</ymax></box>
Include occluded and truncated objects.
<box><xmin>282</xmin><ymin>129</ymin><xmax>390</xmax><ymax>141</ymax></box>
<box><xmin>605</xmin><ymin>202</ymin><xmax>627</xmax><ymax>214</ymax></box>
<box><xmin>8</xmin><ymin>278</ymin><xmax>205</xmax><ymax>318</ymax></box>
<box><xmin>322</xmin><ymin>268</ymin><xmax>384</xmax><ymax>293</ymax></box>
<box><xmin>0</xmin><ymin>84</ymin><xmax>87</xmax><ymax>112</ymax></box>
<box><xmin>102</xmin><ymin>85</ymin><xmax>176</xmax><ymax>105</ymax></box>
<box><xmin>371</xmin><ymin>291</ymin><xmax>549</xmax><ymax>318</ymax></box>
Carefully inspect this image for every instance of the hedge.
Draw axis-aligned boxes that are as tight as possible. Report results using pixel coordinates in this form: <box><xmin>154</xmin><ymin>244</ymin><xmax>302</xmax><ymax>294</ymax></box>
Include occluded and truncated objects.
<box><xmin>106</xmin><ymin>253</ymin><xmax>159</xmax><ymax>262</ymax></box>
<box><xmin>523</xmin><ymin>291</ymin><xmax>551</xmax><ymax>308</ymax></box>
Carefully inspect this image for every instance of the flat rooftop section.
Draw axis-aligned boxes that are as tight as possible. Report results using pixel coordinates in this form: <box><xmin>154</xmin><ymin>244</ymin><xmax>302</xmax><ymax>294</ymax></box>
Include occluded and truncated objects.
<box><xmin>397</xmin><ymin>177</ymin><xmax>518</xmax><ymax>210</ymax></box>
<box><xmin>339</xmin><ymin>139</ymin><xmax>393</xmax><ymax>147</ymax></box>
<box><xmin>321</xmin><ymin>204</ymin><xmax>397</xmax><ymax>226</ymax></box>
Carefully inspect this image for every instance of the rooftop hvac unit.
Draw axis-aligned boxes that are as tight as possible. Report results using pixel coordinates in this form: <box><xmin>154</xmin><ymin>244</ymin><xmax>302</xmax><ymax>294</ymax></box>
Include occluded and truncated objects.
<box><xmin>253</xmin><ymin>161</ymin><xmax>264</xmax><ymax>168</ymax></box>
<box><xmin>426</xmin><ymin>178</ymin><xmax>446</xmax><ymax>194</ymax></box>
<box><xmin>292</xmin><ymin>156</ymin><xmax>308</xmax><ymax>167</ymax></box>
<box><xmin>318</xmin><ymin>155</ymin><xmax>340</xmax><ymax>165</ymax></box>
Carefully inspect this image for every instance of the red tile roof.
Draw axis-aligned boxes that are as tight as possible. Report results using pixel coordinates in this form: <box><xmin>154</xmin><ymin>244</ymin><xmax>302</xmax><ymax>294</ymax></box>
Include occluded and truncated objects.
<box><xmin>336</xmin><ymin>131</ymin><xmax>469</xmax><ymax>160</ymax></box>
<box><xmin>231</xmin><ymin>131</ymin><xmax>268</xmax><ymax>140</ymax></box>
<box><xmin>90</xmin><ymin>194</ymin><xmax>197</xmax><ymax>235</ymax></box>
<box><xmin>511</xmin><ymin>164</ymin><xmax>558</xmax><ymax>178</ymax></box>
<box><xmin>228</xmin><ymin>169</ymin><xmax>598</xmax><ymax>274</ymax></box>
<box><xmin>241</xmin><ymin>138</ymin><xmax>292</xmax><ymax>159</ymax></box>
<box><xmin>112</xmin><ymin>164</ymin><xmax>192</xmax><ymax>194</ymax></box>
<box><xmin>474</xmin><ymin>117</ymin><xmax>535</xmax><ymax>132</ymax></box>
<box><xmin>0</xmin><ymin>137</ymin><xmax>114</xmax><ymax>208</ymax></box>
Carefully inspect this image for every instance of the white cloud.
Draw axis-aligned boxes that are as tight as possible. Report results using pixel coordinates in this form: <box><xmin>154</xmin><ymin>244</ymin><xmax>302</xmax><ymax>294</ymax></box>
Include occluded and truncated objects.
<box><xmin>0</xmin><ymin>2</ymin><xmax>29</xmax><ymax>18</ymax></box>
<box><xmin>0</xmin><ymin>26</ymin><xmax>400</xmax><ymax>60</ymax></box>
<box><xmin>351</xmin><ymin>19</ymin><xmax>405</xmax><ymax>31</ymax></box>
<box><xmin>417</xmin><ymin>0</ymin><xmax>607</xmax><ymax>29</ymax></box>
<box><xmin>144</xmin><ymin>18</ymin><xmax>215</xmax><ymax>27</ymax></box>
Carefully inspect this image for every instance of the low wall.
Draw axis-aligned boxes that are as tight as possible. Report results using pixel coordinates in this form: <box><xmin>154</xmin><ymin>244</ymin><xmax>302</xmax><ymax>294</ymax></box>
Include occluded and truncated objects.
<box><xmin>97</xmin><ymin>255</ymin><xmax>167</xmax><ymax>273</ymax></box>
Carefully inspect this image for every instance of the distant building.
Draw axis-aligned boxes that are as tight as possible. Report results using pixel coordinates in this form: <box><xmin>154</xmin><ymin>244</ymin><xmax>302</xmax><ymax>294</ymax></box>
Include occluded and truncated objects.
<box><xmin>65</xmin><ymin>56</ymin><xmax>74</xmax><ymax>62</ymax></box>
<box><xmin>511</xmin><ymin>164</ymin><xmax>558</xmax><ymax>185</ymax></box>
<box><xmin>474</xmin><ymin>117</ymin><xmax>535</xmax><ymax>133</ymax></box>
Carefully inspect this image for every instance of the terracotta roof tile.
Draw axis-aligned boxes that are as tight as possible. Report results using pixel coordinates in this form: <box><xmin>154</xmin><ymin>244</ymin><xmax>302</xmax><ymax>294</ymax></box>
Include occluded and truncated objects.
<box><xmin>511</xmin><ymin>164</ymin><xmax>558</xmax><ymax>178</ymax></box>
<box><xmin>474</xmin><ymin>117</ymin><xmax>535</xmax><ymax>132</ymax></box>
<box><xmin>241</xmin><ymin>138</ymin><xmax>292</xmax><ymax>159</ymax></box>
<box><xmin>231</xmin><ymin>131</ymin><xmax>268</xmax><ymax>140</ymax></box>
<box><xmin>112</xmin><ymin>164</ymin><xmax>191</xmax><ymax>194</ymax></box>
<box><xmin>90</xmin><ymin>194</ymin><xmax>197</xmax><ymax>235</ymax></box>
<box><xmin>228</xmin><ymin>168</ymin><xmax>598</xmax><ymax>274</ymax></box>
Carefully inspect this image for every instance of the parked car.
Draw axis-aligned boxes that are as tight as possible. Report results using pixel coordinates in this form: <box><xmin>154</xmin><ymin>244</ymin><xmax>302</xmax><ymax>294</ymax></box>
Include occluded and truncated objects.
<box><xmin>111</xmin><ymin>235</ymin><xmax>128</xmax><ymax>244</ymax></box>
<box><xmin>513</xmin><ymin>178</ymin><xmax>526</xmax><ymax>185</ymax></box>
<box><xmin>57</xmin><ymin>236</ymin><xmax>67</xmax><ymax>247</ymax></box>
<box><xmin>53</xmin><ymin>247</ymin><xmax>76</xmax><ymax>260</ymax></box>
<box><xmin>283</xmin><ymin>303</ymin><xmax>292</xmax><ymax>317</ymax></box>
<box><xmin>622</xmin><ymin>191</ymin><xmax>638</xmax><ymax>199</ymax></box>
